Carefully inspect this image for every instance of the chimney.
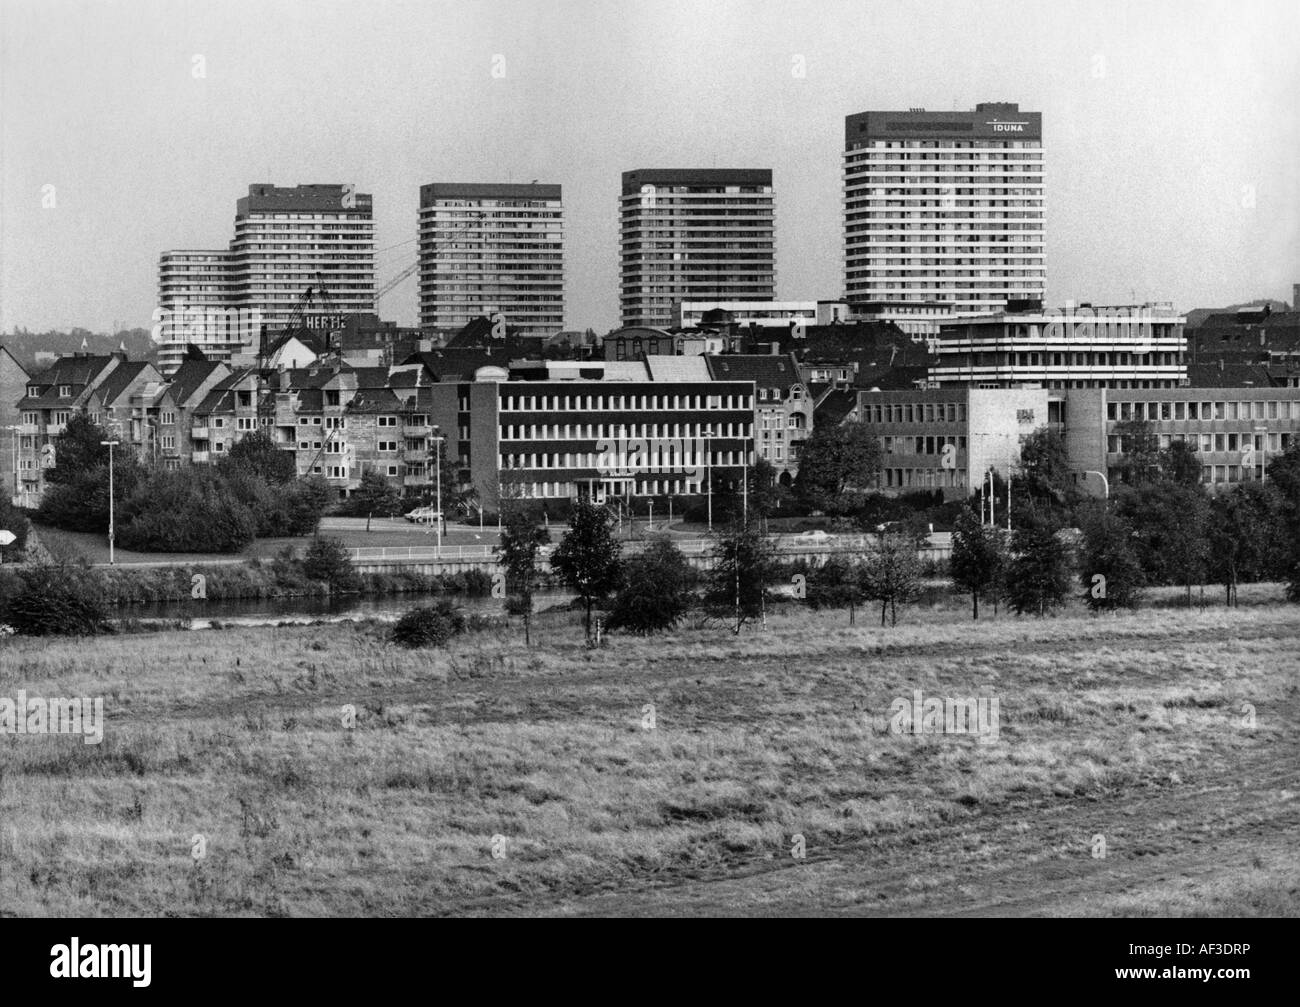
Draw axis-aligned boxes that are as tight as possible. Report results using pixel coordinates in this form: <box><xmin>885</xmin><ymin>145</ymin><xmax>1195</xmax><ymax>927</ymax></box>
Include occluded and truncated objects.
<box><xmin>770</xmin><ymin>342</ymin><xmax>780</xmax><ymax>355</ymax></box>
<box><xmin>1293</xmin><ymin>283</ymin><xmax>1299</xmax><ymax>311</ymax></box>
<box><xmin>278</xmin><ymin>367</ymin><xmax>289</xmax><ymax>392</ymax></box>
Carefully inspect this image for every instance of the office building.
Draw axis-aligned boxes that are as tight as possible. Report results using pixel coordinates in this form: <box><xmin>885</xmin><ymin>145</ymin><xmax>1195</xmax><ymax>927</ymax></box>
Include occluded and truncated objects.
<box><xmin>418</xmin><ymin>182</ymin><xmax>564</xmax><ymax>338</ymax></box>
<box><xmin>844</xmin><ymin>103</ymin><xmax>1044</xmax><ymax>317</ymax></box>
<box><xmin>621</xmin><ymin>168</ymin><xmax>775</xmax><ymax>328</ymax></box>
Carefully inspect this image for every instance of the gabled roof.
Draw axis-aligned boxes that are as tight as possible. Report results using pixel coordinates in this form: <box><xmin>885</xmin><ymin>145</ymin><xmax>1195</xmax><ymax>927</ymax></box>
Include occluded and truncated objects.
<box><xmin>165</xmin><ymin>360</ymin><xmax>228</xmax><ymax>406</ymax></box>
<box><xmin>91</xmin><ymin>361</ymin><xmax>155</xmax><ymax>408</ymax></box>
<box><xmin>705</xmin><ymin>353</ymin><xmax>804</xmax><ymax>392</ymax></box>
<box><xmin>814</xmin><ymin>389</ymin><xmax>858</xmax><ymax>427</ymax></box>
<box><xmin>346</xmin><ymin>387</ymin><xmax>405</xmax><ymax>413</ymax></box>
<box><xmin>402</xmin><ymin>347</ymin><xmax>513</xmax><ymax>381</ymax></box>
<box><xmin>18</xmin><ymin>354</ymin><xmax>118</xmax><ymax>408</ymax></box>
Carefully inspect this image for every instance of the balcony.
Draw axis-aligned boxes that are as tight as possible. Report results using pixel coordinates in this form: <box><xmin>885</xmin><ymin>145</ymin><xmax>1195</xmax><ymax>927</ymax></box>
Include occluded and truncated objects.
<box><xmin>48</xmin><ymin>423</ymin><xmax>66</xmax><ymax>437</ymax></box>
<box><xmin>404</xmin><ymin>449</ymin><xmax>430</xmax><ymax>463</ymax></box>
<box><xmin>17</xmin><ymin>423</ymin><xmax>38</xmax><ymax>436</ymax></box>
<box><xmin>191</xmin><ymin>425</ymin><xmax>210</xmax><ymax>439</ymax></box>
<box><xmin>191</xmin><ymin>450</ymin><xmax>210</xmax><ymax>464</ymax></box>
<box><xmin>403</xmin><ymin>423</ymin><xmax>432</xmax><ymax>437</ymax></box>
<box><xmin>403</xmin><ymin>474</ymin><xmax>431</xmax><ymax>486</ymax></box>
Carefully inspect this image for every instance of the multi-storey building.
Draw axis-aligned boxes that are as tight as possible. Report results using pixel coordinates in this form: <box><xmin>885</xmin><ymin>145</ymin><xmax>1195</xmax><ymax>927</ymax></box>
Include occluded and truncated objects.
<box><xmin>844</xmin><ymin>103</ymin><xmax>1044</xmax><ymax>319</ymax></box>
<box><xmin>15</xmin><ymin>354</ymin><xmax>130</xmax><ymax>505</ymax></box>
<box><xmin>157</xmin><ymin>183</ymin><xmax>375</xmax><ymax>374</ymax></box>
<box><xmin>0</xmin><ymin>346</ymin><xmax>31</xmax><ymax>504</ymax></box>
<box><xmin>930</xmin><ymin>303</ymin><xmax>1187</xmax><ymax>390</ymax></box>
<box><xmin>620</xmin><ymin>168</ymin><xmax>775</xmax><ymax>328</ymax></box>
<box><xmin>418</xmin><ymin>183</ymin><xmax>564</xmax><ymax>338</ymax></box>
<box><xmin>705</xmin><ymin>353</ymin><xmax>810</xmax><ymax>481</ymax></box>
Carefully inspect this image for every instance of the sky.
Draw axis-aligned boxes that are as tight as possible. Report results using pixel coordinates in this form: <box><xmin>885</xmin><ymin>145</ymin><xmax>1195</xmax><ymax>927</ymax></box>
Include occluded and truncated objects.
<box><xmin>1</xmin><ymin>0</ymin><xmax>1297</xmax><ymax>335</ymax></box>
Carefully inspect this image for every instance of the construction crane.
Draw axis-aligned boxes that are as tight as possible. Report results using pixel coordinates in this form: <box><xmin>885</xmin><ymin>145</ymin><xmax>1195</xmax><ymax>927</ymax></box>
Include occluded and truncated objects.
<box><xmin>373</xmin><ymin>211</ymin><xmax>486</xmax><ymax>304</ymax></box>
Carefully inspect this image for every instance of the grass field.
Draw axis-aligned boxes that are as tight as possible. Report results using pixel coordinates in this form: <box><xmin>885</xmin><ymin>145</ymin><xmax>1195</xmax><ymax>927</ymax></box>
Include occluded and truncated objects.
<box><xmin>1</xmin><ymin>591</ymin><xmax>1297</xmax><ymax>917</ymax></box>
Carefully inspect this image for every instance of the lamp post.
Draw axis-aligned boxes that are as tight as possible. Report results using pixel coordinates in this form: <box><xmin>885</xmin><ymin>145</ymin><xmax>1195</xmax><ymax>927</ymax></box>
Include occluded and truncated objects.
<box><xmin>2</xmin><ymin>425</ymin><xmax>19</xmax><ymax>506</ymax></box>
<box><xmin>1083</xmin><ymin>469</ymin><xmax>1110</xmax><ymax>500</ymax></box>
<box><xmin>100</xmin><ymin>440</ymin><xmax>119</xmax><ymax>564</ymax></box>
<box><xmin>429</xmin><ymin>431</ymin><xmax>445</xmax><ymax>554</ymax></box>
<box><xmin>707</xmin><ymin>426</ymin><xmax>717</xmax><ymax>532</ymax></box>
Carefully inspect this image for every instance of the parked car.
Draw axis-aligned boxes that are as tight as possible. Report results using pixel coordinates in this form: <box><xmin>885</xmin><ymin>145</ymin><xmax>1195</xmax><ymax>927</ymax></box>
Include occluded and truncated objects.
<box><xmin>404</xmin><ymin>506</ymin><xmax>443</xmax><ymax>524</ymax></box>
<box><xmin>797</xmin><ymin>529</ymin><xmax>831</xmax><ymax>542</ymax></box>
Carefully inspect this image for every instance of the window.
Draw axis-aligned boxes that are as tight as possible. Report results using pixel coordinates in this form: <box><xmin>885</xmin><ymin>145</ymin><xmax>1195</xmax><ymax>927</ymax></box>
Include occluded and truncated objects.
<box><xmin>58</xmin><ymin>385</ymin><xmax>71</xmax><ymax>397</ymax></box>
<box><xmin>387</xmin><ymin>465</ymin><xmax>398</xmax><ymax>476</ymax></box>
<box><xmin>162</xmin><ymin>436</ymin><xmax>176</xmax><ymax>449</ymax></box>
<box><xmin>378</xmin><ymin>440</ymin><xmax>398</xmax><ymax>452</ymax></box>
<box><xmin>237</xmin><ymin>417</ymin><xmax>255</xmax><ymax>430</ymax></box>
<box><xmin>378</xmin><ymin>416</ymin><xmax>398</xmax><ymax>427</ymax></box>
<box><xmin>161</xmin><ymin>411</ymin><xmax>176</xmax><ymax>425</ymax></box>
<box><xmin>213</xmin><ymin>418</ymin><xmax>225</xmax><ymax>428</ymax></box>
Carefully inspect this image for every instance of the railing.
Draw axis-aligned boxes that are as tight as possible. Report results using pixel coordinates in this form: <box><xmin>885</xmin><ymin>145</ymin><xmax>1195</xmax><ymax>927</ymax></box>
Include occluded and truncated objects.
<box><xmin>349</xmin><ymin>544</ymin><xmax>498</xmax><ymax>561</ymax></box>
<box><xmin>191</xmin><ymin>426</ymin><xmax>210</xmax><ymax>438</ymax></box>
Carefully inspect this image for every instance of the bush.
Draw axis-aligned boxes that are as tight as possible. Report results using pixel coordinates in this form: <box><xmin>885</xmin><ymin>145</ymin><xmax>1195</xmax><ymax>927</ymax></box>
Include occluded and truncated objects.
<box><xmin>302</xmin><ymin>536</ymin><xmax>358</xmax><ymax>594</ymax></box>
<box><xmin>0</xmin><ymin>499</ymin><xmax>30</xmax><ymax>561</ymax></box>
<box><xmin>117</xmin><ymin>468</ymin><xmax>257</xmax><ymax>552</ymax></box>
<box><xmin>2</xmin><ymin>563</ymin><xmax>108</xmax><ymax>636</ymax></box>
<box><xmin>608</xmin><ymin>536</ymin><xmax>696</xmax><ymax>634</ymax></box>
<box><xmin>392</xmin><ymin>600</ymin><xmax>466</xmax><ymax>648</ymax></box>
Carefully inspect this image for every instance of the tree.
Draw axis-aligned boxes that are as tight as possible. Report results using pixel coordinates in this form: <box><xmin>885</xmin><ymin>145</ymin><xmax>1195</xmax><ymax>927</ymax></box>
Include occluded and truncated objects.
<box><xmin>2</xmin><ymin>562</ymin><xmax>108</xmax><ymax>636</ymax></box>
<box><xmin>1112</xmin><ymin>419</ymin><xmax>1162</xmax><ymax>487</ymax></box>
<box><xmin>1160</xmin><ymin>439</ymin><xmax>1202</xmax><ymax>487</ymax></box>
<box><xmin>805</xmin><ymin>555</ymin><xmax>865</xmax><ymax>624</ymax></box>
<box><xmin>1118</xmin><ymin>482</ymin><xmax>1208</xmax><ymax>605</ymax></box>
<box><xmin>497</xmin><ymin>509</ymin><xmax>550</xmax><ymax>644</ymax></box>
<box><xmin>117</xmin><ymin>468</ymin><xmax>258</xmax><ymax>553</ymax></box>
<box><xmin>861</xmin><ymin>530</ymin><xmax>922</xmax><ymax>626</ymax></box>
<box><xmin>794</xmin><ymin>420</ymin><xmax>882</xmax><ymax>511</ymax></box>
<box><xmin>608</xmin><ymin>535</ymin><xmax>696</xmax><ymax>634</ymax></box>
<box><xmin>44</xmin><ymin>412</ymin><xmax>114</xmax><ymax>485</ymax></box>
<box><xmin>302</xmin><ymin>536</ymin><xmax>358</xmax><ymax>594</ymax></box>
<box><xmin>1078</xmin><ymin>507</ymin><xmax>1145</xmax><ymax>611</ymax></box>
<box><xmin>0</xmin><ymin>498</ymin><xmax>30</xmax><ymax>562</ymax></box>
<box><xmin>392</xmin><ymin>600</ymin><xmax>466</xmax><ymax>648</ymax></box>
<box><xmin>748</xmin><ymin>457</ymin><xmax>782</xmax><ymax>521</ymax></box>
<box><xmin>1016</xmin><ymin>428</ymin><xmax>1075</xmax><ymax>510</ymax></box>
<box><xmin>705</xmin><ymin>519</ymin><xmax>777</xmax><ymax>632</ymax></box>
<box><xmin>950</xmin><ymin>507</ymin><xmax>1009</xmax><ymax>619</ymax></box>
<box><xmin>1006</xmin><ymin>510</ymin><xmax>1072</xmax><ymax>616</ymax></box>
<box><xmin>346</xmin><ymin>470</ymin><xmax>404</xmax><ymax>526</ymax></box>
<box><xmin>219</xmin><ymin>429</ymin><xmax>296</xmax><ymax>484</ymax></box>
<box><xmin>1207</xmin><ymin>483</ymin><xmax>1276</xmax><ymax>607</ymax></box>
<box><xmin>1266</xmin><ymin>444</ymin><xmax>1300</xmax><ymax>602</ymax></box>
<box><xmin>38</xmin><ymin>413</ymin><xmax>142</xmax><ymax>533</ymax></box>
<box><xmin>551</xmin><ymin>499</ymin><xmax>623</xmax><ymax>640</ymax></box>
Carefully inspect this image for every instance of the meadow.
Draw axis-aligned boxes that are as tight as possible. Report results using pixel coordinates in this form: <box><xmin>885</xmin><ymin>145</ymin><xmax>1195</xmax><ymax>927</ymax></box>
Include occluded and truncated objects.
<box><xmin>1</xmin><ymin>588</ymin><xmax>1297</xmax><ymax>917</ymax></box>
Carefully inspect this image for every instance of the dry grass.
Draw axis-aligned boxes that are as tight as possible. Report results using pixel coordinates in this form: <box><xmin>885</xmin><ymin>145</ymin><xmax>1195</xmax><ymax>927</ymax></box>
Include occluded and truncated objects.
<box><xmin>1</xmin><ymin>595</ymin><xmax>1297</xmax><ymax>917</ymax></box>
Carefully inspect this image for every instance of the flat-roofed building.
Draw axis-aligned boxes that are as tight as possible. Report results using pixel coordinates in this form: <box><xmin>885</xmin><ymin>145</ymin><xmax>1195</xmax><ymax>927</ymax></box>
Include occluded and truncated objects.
<box><xmin>621</xmin><ymin>168</ymin><xmax>775</xmax><ymax>327</ymax></box>
<box><xmin>931</xmin><ymin>303</ymin><xmax>1186</xmax><ymax>389</ymax></box>
<box><xmin>418</xmin><ymin>182</ymin><xmax>564</xmax><ymax>338</ymax></box>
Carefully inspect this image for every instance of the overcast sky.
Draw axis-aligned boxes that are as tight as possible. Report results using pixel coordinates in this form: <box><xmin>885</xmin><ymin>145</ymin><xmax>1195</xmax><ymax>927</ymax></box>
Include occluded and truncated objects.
<box><xmin>1</xmin><ymin>0</ymin><xmax>1296</xmax><ymax>334</ymax></box>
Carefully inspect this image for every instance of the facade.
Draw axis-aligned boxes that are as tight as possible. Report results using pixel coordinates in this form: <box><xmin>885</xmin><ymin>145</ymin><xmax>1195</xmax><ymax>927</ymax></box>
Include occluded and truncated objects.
<box><xmin>15</xmin><ymin>354</ymin><xmax>124</xmax><ymax>505</ymax></box>
<box><xmin>0</xmin><ymin>346</ymin><xmax>31</xmax><ymax>504</ymax></box>
<box><xmin>844</xmin><ymin>103</ymin><xmax>1044</xmax><ymax>318</ymax></box>
<box><xmin>854</xmin><ymin>384</ymin><xmax>1300</xmax><ymax>501</ymax></box>
<box><xmin>858</xmin><ymin>387</ymin><xmax>1047</xmax><ymax>497</ymax></box>
<box><xmin>157</xmin><ymin>184</ymin><xmax>376</xmax><ymax>374</ymax></box>
<box><xmin>705</xmin><ymin>353</ymin><xmax>810</xmax><ymax>481</ymax></box>
<box><xmin>1067</xmin><ymin>386</ymin><xmax>1300</xmax><ymax>496</ymax></box>
<box><xmin>620</xmin><ymin>169</ymin><xmax>775</xmax><ymax>328</ymax></box>
<box><xmin>418</xmin><ymin>183</ymin><xmax>564</xmax><ymax>338</ymax></box>
<box><xmin>931</xmin><ymin>303</ymin><xmax>1186</xmax><ymax>389</ymax></box>
<box><xmin>603</xmin><ymin>327</ymin><xmax>710</xmax><ymax>361</ymax></box>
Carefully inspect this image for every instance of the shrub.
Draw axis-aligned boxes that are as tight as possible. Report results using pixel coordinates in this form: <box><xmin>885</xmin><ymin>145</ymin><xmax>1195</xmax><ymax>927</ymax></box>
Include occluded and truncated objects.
<box><xmin>392</xmin><ymin>600</ymin><xmax>466</xmax><ymax>648</ymax></box>
<box><xmin>117</xmin><ymin>468</ymin><xmax>257</xmax><ymax>552</ymax></box>
<box><xmin>302</xmin><ymin>536</ymin><xmax>358</xmax><ymax>594</ymax></box>
<box><xmin>608</xmin><ymin>536</ymin><xmax>696</xmax><ymax>634</ymax></box>
<box><xmin>2</xmin><ymin>563</ymin><xmax>108</xmax><ymax>636</ymax></box>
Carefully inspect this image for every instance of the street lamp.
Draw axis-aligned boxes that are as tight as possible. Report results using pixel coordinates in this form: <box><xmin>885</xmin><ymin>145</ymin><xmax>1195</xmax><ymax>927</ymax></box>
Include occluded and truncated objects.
<box><xmin>428</xmin><ymin>430</ymin><xmax>446</xmax><ymax>554</ymax></box>
<box><xmin>2</xmin><ymin>425</ymin><xmax>20</xmax><ymax>506</ymax></box>
<box><xmin>703</xmin><ymin>426</ymin><xmax>714</xmax><ymax>532</ymax></box>
<box><xmin>100</xmin><ymin>440</ymin><xmax>119</xmax><ymax>564</ymax></box>
<box><xmin>1082</xmin><ymin>469</ymin><xmax>1110</xmax><ymax>500</ymax></box>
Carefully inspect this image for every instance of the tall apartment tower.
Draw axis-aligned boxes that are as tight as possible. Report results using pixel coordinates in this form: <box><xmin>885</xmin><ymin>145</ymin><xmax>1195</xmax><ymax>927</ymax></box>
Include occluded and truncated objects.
<box><xmin>843</xmin><ymin>103</ymin><xmax>1044</xmax><ymax>318</ymax></box>
<box><xmin>157</xmin><ymin>183</ymin><xmax>375</xmax><ymax>374</ymax></box>
<box><xmin>418</xmin><ymin>182</ymin><xmax>564</xmax><ymax>338</ymax></box>
<box><xmin>620</xmin><ymin>168</ymin><xmax>775</xmax><ymax>328</ymax></box>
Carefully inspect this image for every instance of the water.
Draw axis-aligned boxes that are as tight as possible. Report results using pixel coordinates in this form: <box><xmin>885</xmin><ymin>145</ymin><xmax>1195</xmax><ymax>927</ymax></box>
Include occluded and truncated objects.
<box><xmin>119</xmin><ymin>591</ymin><xmax>574</xmax><ymax>629</ymax></box>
